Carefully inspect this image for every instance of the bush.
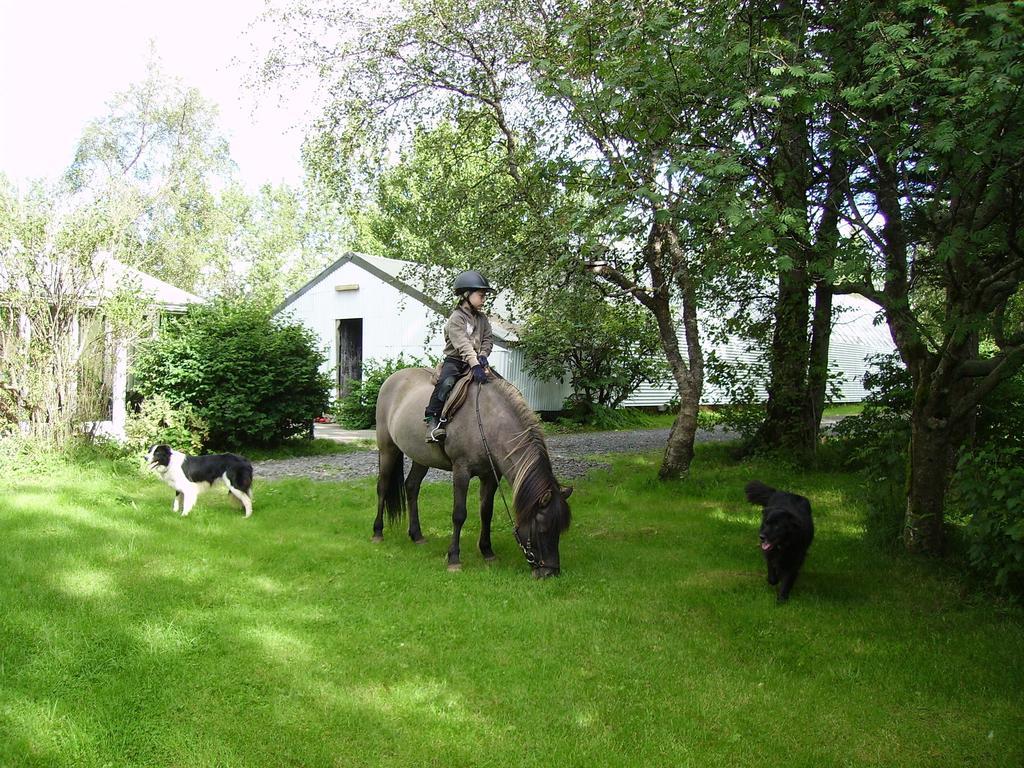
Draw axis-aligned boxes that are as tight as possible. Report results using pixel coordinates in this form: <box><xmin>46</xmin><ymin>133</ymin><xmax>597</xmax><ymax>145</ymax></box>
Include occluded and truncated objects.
<box><xmin>697</xmin><ymin>408</ymin><xmax>722</xmax><ymax>431</ymax></box>
<box><xmin>124</xmin><ymin>393</ymin><xmax>209</xmax><ymax>454</ymax></box>
<box><xmin>711</xmin><ymin>403</ymin><xmax>766</xmax><ymax>440</ymax></box>
<box><xmin>553</xmin><ymin>401</ymin><xmax>653</xmax><ymax>430</ymax></box>
<box><xmin>825</xmin><ymin>353</ymin><xmax>912</xmax><ymax>549</ymax></box>
<box><xmin>335</xmin><ymin>355</ymin><xmax>429</xmax><ymax>429</ymax></box>
<box><xmin>950</xmin><ymin>371</ymin><xmax>1024</xmax><ymax>596</ymax></box>
<box><xmin>132</xmin><ymin>301</ymin><xmax>331</xmax><ymax>447</ymax></box>
<box><xmin>518</xmin><ymin>289</ymin><xmax>667</xmax><ymax>410</ymax></box>
<box><xmin>702</xmin><ymin>348</ymin><xmax>770</xmax><ymax>442</ymax></box>
<box><xmin>952</xmin><ymin>446</ymin><xmax>1024</xmax><ymax>596</ymax></box>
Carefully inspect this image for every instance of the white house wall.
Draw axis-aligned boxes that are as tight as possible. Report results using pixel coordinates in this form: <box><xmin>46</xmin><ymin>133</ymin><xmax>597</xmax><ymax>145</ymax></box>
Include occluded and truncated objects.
<box><xmin>280</xmin><ymin>255</ymin><xmax>895</xmax><ymax>413</ymax></box>
<box><xmin>277</xmin><ymin>258</ymin><xmax>572</xmax><ymax>411</ymax></box>
<box><xmin>623</xmin><ymin>295</ymin><xmax>897</xmax><ymax>408</ymax></box>
<box><xmin>492</xmin><ymin>347</ymin><xmax>572</xmax><ymax>412</ymax></box>
<box><xmin>279</xmin><ymin>259</ymin><xmax>442</xmax><ymax>376</ymax></box>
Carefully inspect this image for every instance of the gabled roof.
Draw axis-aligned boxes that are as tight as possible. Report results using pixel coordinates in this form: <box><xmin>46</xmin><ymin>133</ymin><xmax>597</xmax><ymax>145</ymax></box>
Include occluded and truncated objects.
<box><xmin>1</xmin><ymin>251</ymin><xmax>202</xmax><ymax>313</ymax></box>
<box><xmin>274</xmin><ymin>251</ymin><xmax>446</xmax><ymax>315</ymax></box>
<box><xmin>829</xmin><ymin>293</ymin><xmax>893</xmax><ymax>348</ymax></box>
<box><xmin>274</xmin><ymin>251</ymin><xmax>514</xmax><ymax>341</ymax></box>
<box><xmin>98</xmin><ymin>255</ymin><xmax>202</xmax><ymax>312</ymax></box>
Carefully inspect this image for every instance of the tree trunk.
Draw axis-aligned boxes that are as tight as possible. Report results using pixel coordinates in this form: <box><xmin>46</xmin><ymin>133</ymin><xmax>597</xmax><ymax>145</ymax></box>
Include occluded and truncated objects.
<box><xmin>659</xmin><ymin>225</ymin><xmax>704</xmax><ymax>480</ymax></box>
<box><xmin>756</xmin><ymin>263</ymin><xmax>813</xmax><ymax>453</ymax></box>
<box><xmin>592</xmin><ymin>219</ymin><xmax>704</xmax><ymax>478</ymax></box>
<box><xmin>904</xmin><ymin>407</ymin><xmax>953</xmax><ymax>554</ymax></box>
<box><xmin>805</xmin><ymin>281</ymin><xmax>833</xmax><ymax>432</ymax></box>
<box><xmin>903</xmin><ymin>332</ymin><xmax>980</xmax><ymax>554</ymax></box>
<box><xmin>661</xmin><ymin>373</ymin><xmax>700</xmax><ymax>480</ymax></box>
<box><xmin>753</xmin><ymin>0</ymin><xmax>817</xmax><ymax>457</ymax></box>
<box><xmin>805</xmin><ymin>123</ymin><xmax>842</xmax><ymax>436</ymax></box>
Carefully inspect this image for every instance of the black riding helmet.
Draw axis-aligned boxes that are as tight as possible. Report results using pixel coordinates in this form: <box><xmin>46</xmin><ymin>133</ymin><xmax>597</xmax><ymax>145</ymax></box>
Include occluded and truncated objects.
<box><xmin>453</xmin><ymin>270</ymin><xmax>491</xmax><ymax>295</ymax></box>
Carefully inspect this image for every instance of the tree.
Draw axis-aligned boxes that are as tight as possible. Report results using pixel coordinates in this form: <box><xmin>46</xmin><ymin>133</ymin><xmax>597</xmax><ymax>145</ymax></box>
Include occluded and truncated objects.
<box><xmin>64</xmin><ymin>53</ymin><xmax>236</xmax><ymax>291</ymax></box>
<box><xmin>727</xmin><ymin>0</ymin><xmax>844</xmax><ymax>457</ymax></box>
<box><xmin>263</xmin><ymin>0</ymin><xmax>754</xmax><ymax>477</ymax></box>
<box><xmin>828</xmin><ymin>0</ymin><xmax>1024</xmax><ymax>553</ymax></box>
<box><xmin>0</xmin><ymin>178</ymin><xmax>152</xmax><ymax>446</ymax></box>
<box><xmin>201</xmin><ymin>182</ymin><xmax>352</xmax><ymax>306</ymax></box>
<box><xmin>516</xmin><ymin>285</ymin><xmax>667</xmax><ymax>416</ymax></box>
<box><xmin>64</xmin><ymin>54</ymin><xmax>348</xmax><ymax>303</ymax></box>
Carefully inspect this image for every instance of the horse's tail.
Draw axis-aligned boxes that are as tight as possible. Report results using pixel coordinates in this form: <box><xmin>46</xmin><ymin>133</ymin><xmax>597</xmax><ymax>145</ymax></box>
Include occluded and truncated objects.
<box><xmin>381</xmin><ymin>448</ymin><xmax>407</xmax><ymax>524</ymax></box>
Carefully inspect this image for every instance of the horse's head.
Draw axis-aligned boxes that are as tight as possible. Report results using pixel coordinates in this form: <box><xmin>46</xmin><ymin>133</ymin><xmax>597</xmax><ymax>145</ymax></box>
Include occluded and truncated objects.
<box><xmin>483</xmin><ymin>379</ymin><xmax>574</xmax><ymax>577</ymax></box>
<box><xmin>517</xmin><ymin>485</ymin><xmax>572</xmax><ymax>579</ymax></box>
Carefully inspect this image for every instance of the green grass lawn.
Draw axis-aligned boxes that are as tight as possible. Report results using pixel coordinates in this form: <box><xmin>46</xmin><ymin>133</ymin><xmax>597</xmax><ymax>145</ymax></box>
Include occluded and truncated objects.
<box><xmin>1</xmin><ymin>444</ymin><xmax>1021</xmax><ymax>767</ymax></box>
<box><xmin>239</xmin><ymin>438</ymin><xmax>371</xmax><ymax>461</ymax></box>
<box><xmin>823</xmin><ymin>403</ymin><xmax>865</xmax><ymax>418</ymax></box>
<box><xmin>540</xmin><ymin>403</ymin><xmax>861</xmax><ymax>437</ymax></box>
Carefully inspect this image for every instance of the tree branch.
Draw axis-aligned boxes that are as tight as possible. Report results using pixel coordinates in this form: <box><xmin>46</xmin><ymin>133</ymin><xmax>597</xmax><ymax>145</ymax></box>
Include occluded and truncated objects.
<box><xmin>952</xmin><ymin>343</ymin><xmax>1024</xmax><ymax>421</ymax></box>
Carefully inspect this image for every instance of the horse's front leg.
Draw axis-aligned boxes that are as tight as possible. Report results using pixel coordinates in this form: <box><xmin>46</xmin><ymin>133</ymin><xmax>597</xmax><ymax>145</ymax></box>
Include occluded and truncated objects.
<box><xmin>478</xmin><ymin>472</ymin><xmax>498</xmax><ymax>561</ymax></box>
<box><xmin>447</xmin><ymin>466</ymin><xmax>471</xmax><ymax>572</ymax></box>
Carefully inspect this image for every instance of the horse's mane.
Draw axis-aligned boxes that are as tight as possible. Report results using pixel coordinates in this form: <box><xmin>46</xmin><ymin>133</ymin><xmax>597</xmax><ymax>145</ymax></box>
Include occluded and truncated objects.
<box><xmin>491</xmin><ymin>380</ymin><xmax>571</xmax><ymax>531</ymax></box>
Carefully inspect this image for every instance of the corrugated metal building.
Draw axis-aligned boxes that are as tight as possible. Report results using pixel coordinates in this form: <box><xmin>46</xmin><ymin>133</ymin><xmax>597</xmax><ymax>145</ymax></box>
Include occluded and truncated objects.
<box><xmin>623</xmin><ymin>293</ymin><xmax>896</xmax><ymax>407</ymax></box>
<box><xmin>273</xmin><ymin>252</ymin><xmax>571</xmax><ymax>411</ymax></box>
<box><xmin>276</xmin><ymin>253</ymin><xmax>896</xmax><ymax>412</ymax></box>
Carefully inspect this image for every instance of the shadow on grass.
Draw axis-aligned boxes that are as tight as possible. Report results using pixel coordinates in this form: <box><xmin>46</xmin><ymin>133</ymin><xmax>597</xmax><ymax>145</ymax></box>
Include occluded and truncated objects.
<box><xmin>1</xmin><ymin>445</ymin><xmax>1022</xmax><ymax>767</ymax></box>
<box><xmin>1</xmin><ymin>474</ymin><xmax>521</xmax><ymax>766</ymax></box>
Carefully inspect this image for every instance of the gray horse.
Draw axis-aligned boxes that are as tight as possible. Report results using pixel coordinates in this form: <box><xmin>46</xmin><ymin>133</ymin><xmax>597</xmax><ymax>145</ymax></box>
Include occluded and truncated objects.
<box><xmin>373</xmin><ymin>367</ymin><xmax>572</xmax><ymax>578</ymax></box>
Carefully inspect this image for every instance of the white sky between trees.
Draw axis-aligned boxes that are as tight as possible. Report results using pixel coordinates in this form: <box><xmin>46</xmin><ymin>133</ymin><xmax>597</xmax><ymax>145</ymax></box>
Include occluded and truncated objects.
<box><xmin>0</xmin><ymin>0</ymin><xmax>312</xmax><ymax>191</ymax></box>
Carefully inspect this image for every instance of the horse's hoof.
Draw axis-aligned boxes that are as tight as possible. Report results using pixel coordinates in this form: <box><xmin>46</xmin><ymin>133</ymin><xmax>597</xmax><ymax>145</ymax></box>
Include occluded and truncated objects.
<box><xmin>371</xmin><ymin>535</ymin><xmax>384</xmax><ymax>543</ymax></box>
<box><xmin>483</xmin><ymin>554</ymin><xmax>497</xmax><ymax>562</ymax></box>
<box><xmin>447</xmin><ymin>563</ymin><xmax>462</xmax><ymax>572</ymax></box>
<box><xmin>412</xmin><ymin>537</ymin><xmax>427</xmax><ymax>545</ymax></box>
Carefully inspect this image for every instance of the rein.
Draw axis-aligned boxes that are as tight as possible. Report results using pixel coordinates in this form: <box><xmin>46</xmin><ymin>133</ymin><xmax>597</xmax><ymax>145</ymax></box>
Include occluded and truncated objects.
<box><xmin>474</xmin><ymin>382</ymin><xmax>540</xmax><ymax>568</ymax></box>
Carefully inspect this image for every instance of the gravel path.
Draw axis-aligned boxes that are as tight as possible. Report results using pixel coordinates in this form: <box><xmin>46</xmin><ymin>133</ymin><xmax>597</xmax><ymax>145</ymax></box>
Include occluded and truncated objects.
<box><xmin>253</xmin><ymin>426</ymin><xmax>738</xmax><ymax>483</ymax></box>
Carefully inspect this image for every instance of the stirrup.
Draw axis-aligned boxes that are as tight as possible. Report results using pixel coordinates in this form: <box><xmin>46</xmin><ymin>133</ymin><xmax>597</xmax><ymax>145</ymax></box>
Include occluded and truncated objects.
<box><xmin>425</xmin><ymin>417</ymin><xmax>447</xmax><ymax>443</ymax></box>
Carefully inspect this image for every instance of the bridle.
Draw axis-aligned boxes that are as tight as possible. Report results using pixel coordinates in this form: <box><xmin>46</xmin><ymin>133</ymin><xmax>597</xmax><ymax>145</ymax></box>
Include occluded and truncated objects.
<box><xmin>474</xmin><ymin>382</ymin><xmax>546</xmax><ymax>569</ymax></box>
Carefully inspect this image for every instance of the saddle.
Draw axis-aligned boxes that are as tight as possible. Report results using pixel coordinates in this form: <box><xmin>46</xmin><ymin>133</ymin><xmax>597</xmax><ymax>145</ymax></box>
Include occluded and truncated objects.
<box><xmin>442</xmin><ymin>375</ymin><xmax>475</xmax><ymax>422</ymax></box>
<box><xmin>429</xmin><ymin>364</ymin><xmax>502</xmax><ymax>423</ymax></box>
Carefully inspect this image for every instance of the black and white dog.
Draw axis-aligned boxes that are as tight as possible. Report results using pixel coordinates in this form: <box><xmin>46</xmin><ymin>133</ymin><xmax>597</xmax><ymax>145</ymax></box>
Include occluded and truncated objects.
<box><xmin>146</xmin><ymin>444</ymin><xmax>254</xmax><ymax>518</ymax></box>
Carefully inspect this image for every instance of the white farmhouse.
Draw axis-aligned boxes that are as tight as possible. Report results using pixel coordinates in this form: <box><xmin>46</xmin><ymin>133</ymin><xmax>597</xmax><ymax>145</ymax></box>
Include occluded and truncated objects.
<box><xmin>2</xmin><ymin>252</ymin><xmax>202</xmax><ymax>439</ymax></box>
<box><xmin>277</xmin><ymin>251</ymin><xmax>897</xmax><ymax>414</ymax></box>
<box><xmin>99</xmin><ymin>258</ymin><xmax>203</xmax><ymax>437</ymax></box>
<box><xmin>273</xmin><ymin>252</ymin><xmax>571</xmax><ymax>411</ymax></box>
<box><xmin>624</xmin><ymin>293</ymin><xmax>897</xmax><ymax>407</ymax></box>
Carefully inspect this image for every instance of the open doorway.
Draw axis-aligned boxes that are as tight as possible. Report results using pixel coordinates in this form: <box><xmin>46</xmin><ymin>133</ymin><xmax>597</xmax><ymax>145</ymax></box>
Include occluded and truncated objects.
<box><xmin>336</xmin><ymin>318</ymin><xmax>363</xmax><ymax>399</ymax></box>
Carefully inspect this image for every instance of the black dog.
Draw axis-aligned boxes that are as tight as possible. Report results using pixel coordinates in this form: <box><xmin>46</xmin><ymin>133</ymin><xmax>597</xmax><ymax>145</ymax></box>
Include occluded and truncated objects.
<box><xmin>745</xmin><ymin>480</ymin><xmax>814</xmax><ymax>602</ymax></box>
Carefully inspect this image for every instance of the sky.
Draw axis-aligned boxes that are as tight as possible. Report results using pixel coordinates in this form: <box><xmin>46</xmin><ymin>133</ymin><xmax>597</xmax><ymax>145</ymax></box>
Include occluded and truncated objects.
<box><xmin>0</xmin><ymin>0</ymin><xmax>313</xmax><ymax>191</ymax></box>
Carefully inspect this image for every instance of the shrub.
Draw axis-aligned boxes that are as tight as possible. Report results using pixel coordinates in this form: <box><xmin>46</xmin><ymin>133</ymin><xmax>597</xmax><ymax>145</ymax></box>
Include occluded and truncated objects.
<box><xmin>696</xmin><ymin>408</ymin><xmax>722</xmax><ymax>431</ymax></box>
<box><xmin>702</xmin><ymin>349</ymin><xmax>769</xmax><ymax>442</ymax></box>
<box><xmin>554</xmin><ymin>401</ymin><xmax>655</xmax><ymax>431</ymax></box>
<box><xmin>518</xmin><ymin>289</ymin><xmax>667</xmax><ymax>411</ymax></box>
<box><xmin>712</xmin><ymin>403</ymin><xmax>766</xmax><ymax>440</ymax></box>
<box><xmin>132</xmin><ymin>301</ymin><xmax>331</xmax><ymax>447</ymax></box>
<box><xmin>124</xmin><ymin>393</ymin><xmax>209</xmax><ymax>454</ymax></box>
<box><xmin>335</xmin><ymin>355</ymin><xmax>429</xmax><ymax>429</ymax></box>
<box><xmin>972</xmin><ymin>366</ymin><xmax>1024</xmax><ymax>451</ymax></box>
<box><xmin>825</xmin><ymin>353</ymin><xmax>912</xmax><ymax>549</ymax></box>
<box><xmin>950</xmin><ymin>371</ymin><xmax>1024</xmax><ymax>596</ymax></box>
<box><xmin>952</xmin><ymin>446</ymin><xmax>1024</xmax><ymax>596</ymax></box>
